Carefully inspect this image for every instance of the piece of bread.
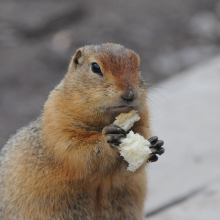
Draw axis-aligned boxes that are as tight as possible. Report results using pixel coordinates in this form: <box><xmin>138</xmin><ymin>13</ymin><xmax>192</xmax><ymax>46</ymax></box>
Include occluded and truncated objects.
<box><xmin>119</xmin><ymin>131</ymin><xmax>151</xmax><ymax>172</ymax></box>
<box><xmin>113</xmin><ymin>111</ymin><xmax>152</xmax><ymax>172</ymax></box>
<box><xmin>114</xmin><ymin>110</ymin><xmax>140</xmax><ymax>132</ymax></box>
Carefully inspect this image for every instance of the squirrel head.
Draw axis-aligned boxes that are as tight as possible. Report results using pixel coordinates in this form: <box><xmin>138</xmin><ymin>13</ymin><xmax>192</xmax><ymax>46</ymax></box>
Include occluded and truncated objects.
<box><xmin>45</xmin><ymin>43</ymin><xmax>147</xmax><ymax>130</ymax></box>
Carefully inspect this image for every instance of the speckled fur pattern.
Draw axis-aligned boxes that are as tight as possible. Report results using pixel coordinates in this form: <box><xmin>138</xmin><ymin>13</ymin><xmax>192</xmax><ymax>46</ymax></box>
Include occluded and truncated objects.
<box><xmin>0</xmin><ymin>43</ymin><xmax>151</xmax><ymax>219</ymax></box>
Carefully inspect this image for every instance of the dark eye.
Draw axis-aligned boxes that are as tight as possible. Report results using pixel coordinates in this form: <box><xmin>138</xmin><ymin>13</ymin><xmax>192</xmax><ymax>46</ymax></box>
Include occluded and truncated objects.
<box><xmin>91</xmin><ymin>63</ymin><xmax>103</xmax><ymax>76</ymax></box>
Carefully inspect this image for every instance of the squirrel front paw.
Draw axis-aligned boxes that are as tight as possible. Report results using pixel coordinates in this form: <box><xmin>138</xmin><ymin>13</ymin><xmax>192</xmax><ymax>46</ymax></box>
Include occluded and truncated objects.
<box><xmin>148</xmin><ymin>136</ymin><xmax>165</xmax><ymax>162</ymax></box>
<box><xmin>102</xmin><ymin>124</ymin><xmax>127</xmax><ymax>148</ymax></box>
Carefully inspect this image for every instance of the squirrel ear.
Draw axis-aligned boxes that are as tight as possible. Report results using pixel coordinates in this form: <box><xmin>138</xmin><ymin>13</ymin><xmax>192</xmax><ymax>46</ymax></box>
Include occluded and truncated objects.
<box><xmin>68</xmin><ymin>48</ymin><xmax>83</xmax><ymax>72</ymax></box>
<box><xmin>73</xmin><ymin>49</ymin><xmax>83</xmax><ymax>65</ymax></box>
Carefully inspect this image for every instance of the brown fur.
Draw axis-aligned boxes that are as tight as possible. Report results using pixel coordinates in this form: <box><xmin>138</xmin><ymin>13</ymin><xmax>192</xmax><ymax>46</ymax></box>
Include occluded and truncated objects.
<box><xmin>0</xmin><ymin>43</ymin><xmax>151</xmax><ymax>219</ymax></box>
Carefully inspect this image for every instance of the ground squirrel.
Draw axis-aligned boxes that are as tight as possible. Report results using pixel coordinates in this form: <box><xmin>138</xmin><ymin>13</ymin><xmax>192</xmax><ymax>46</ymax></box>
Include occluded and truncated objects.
<box><xmin>0</xmin><ymin>43</ymin><xmax>164</xmax><ymax>220</ymax></box>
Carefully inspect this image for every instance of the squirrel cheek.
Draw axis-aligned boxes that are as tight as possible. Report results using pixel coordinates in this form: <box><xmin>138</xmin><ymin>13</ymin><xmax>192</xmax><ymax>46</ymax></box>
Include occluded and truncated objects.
<box><xmin>107</xmin><ymin>87</ymin><xmax>116</xmax><ymax>98</ymax></box>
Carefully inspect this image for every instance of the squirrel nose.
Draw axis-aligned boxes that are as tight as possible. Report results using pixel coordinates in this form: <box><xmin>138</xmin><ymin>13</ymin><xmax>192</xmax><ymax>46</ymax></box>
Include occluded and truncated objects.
<box><xmin>121</xmin><ymin>90</ymin><xmax>136</xmax><ymax>102</ymax></box>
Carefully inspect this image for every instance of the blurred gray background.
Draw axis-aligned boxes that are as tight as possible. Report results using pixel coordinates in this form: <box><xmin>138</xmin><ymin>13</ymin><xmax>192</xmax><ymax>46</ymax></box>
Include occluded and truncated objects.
<box><xmin>1</xmin><ymin>0</ymin><xmax>220</xmax><ymax>146</ymax></box>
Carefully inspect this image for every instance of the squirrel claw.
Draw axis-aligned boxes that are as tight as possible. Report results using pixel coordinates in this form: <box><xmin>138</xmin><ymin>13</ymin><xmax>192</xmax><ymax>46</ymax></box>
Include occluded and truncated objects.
<box><xmin>148</xmin><ymin>137</ymin><xmax>165</xmax><ymax>162</ymax></box>
<box><xmin>108</xmin><ymin>142</ymin><xmax>121</xmax><ymax>148</ymax></box>
<box><xmin>150</xmin><ymin>147</ymin><xmax>165</xmax><ymax>155</ymax></box>
<box><xmin>150</xmin><ymin>140</ymin><xmax>164</xmax><ymax>150</ymax></box>
<box><xmin>102</xmin><ymin>124</ymin><xmax>127</xmax><ymax>148</ymax></box>
<box><xmin>148</xmin><ymin>155</ymin><xmax>158</xmax><ymax>162</ymax></box>
<box><xmin>148</xmin><ymin>136</ymin><xmax>158</xmax><ymax>145</ymax></box>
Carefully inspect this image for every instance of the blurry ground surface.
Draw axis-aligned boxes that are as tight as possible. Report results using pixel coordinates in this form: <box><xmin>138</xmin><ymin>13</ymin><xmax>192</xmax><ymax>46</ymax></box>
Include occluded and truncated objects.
<box><xmin>144</xmin><ymin>56</ymin><xmax>220</xmax><ymax>219</ymax></box>
<box><xmin>1</xmin><ymin>0</ymin><xmax>220</xmax><ymax>145</ymax></box>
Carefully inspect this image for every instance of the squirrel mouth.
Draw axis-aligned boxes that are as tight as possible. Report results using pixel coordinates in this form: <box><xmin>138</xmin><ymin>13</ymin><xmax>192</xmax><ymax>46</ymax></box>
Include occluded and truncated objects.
<box><xmin>104</xmin><ymin>105</ymin><xmax>134</xmax><ymax>110</ymax></box>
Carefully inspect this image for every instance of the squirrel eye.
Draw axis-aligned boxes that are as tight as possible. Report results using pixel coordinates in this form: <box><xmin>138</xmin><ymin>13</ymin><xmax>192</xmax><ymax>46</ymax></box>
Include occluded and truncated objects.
<box><xmin>91</xmin><ymin>63</ymin><xmax>103</xmax><ymax>76</ymax></box>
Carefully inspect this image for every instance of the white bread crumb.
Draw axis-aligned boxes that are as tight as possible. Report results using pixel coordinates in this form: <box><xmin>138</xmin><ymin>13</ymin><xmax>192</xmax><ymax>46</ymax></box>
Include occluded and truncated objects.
<box><xmin>114</xmin><ymin>110</ymin><xmax>140</xmax><ymax>132</ymax></box>
<box><xmin>119</xmin><ymin>131</ymin><xmax>151</xmax><ymax>172</ymax></box>
<box><xmin>113</xmin><ymin>110</ymin><xmax>152</xmax><ymax>172</ymax></box>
